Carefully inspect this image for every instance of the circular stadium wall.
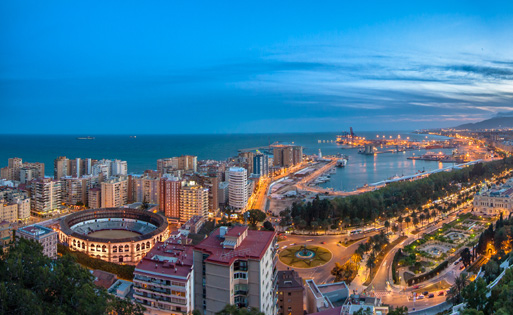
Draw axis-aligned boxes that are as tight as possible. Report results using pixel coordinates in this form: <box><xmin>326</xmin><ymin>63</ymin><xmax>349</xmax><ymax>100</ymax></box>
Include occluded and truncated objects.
<box><xmin>59</xmin><ymin>208</ymin><xmax>169</xmax><ymax>264</ymax></box>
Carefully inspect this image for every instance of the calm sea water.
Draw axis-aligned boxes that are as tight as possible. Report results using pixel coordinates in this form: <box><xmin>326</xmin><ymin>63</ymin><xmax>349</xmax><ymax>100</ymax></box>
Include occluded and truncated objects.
<box><xmin>0</xmin><ymin>132</ymin><xmax>452</xmax><ymax>191</ymax></box>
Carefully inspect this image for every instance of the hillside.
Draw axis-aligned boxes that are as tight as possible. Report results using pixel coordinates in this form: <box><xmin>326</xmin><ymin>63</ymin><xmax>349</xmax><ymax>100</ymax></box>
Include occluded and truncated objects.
<box><xmin>456</xmin><ymin>116</ymin><xmax>513</xmax><ymax>130</ymax></box>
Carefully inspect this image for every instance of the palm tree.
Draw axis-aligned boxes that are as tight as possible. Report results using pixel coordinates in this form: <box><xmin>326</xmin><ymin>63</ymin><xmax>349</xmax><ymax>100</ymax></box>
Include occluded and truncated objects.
<box><xmin>397</xmin><ymin>216</ymin><xmax>403</xmax><ymax>230</ymax></box>
<box><xmin>366</xmin><ymin>253</ymin><xmax>376</xmax><ymax>276</ymax></box>
<box><xmin>405</xmin><ymin>217</ymin><xmax>411</xmax><ymax>228</ymax></box>
<box><xmin>413</xmin><ymin>217</ymin><xmax>419</xmax><ymax>227</ymax></box>
<box><xmin>384</xmin><ymin>220</ymin><xmax>390</xmax><ymax>233</ymax></box>
<box><xmin>447</xmin><ymin>272</ymin><xmax>469</xmax><ymax>304</ymax></box>
<box><xmin>419</xmin><ymin>214</ymin><xmax>425</xmax><ymax>226</ymax></box>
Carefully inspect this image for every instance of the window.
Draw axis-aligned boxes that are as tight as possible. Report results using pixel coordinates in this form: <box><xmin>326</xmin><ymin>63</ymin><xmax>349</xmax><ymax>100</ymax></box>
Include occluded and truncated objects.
<box><xmin>234</xmin><ymin>260</ymin><xmax>248</xmax><ymax>271</ymax></box>
<box><xmin>234</xmin><ymin>272</ymin><xmax>247</xmax><ymax>280</ymax></box>
<box><xmin>288</xmin><ymin>292</ymin><xmax>291</xmax><ymax>296</ymax></box>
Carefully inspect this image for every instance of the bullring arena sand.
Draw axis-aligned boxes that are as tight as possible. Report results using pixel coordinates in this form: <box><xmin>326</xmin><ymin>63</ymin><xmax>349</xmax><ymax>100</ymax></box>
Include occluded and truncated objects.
<box><xmin>87</xmin><ymin>230</ymin><xmax>140</xmax><ymax>239</ymax></box>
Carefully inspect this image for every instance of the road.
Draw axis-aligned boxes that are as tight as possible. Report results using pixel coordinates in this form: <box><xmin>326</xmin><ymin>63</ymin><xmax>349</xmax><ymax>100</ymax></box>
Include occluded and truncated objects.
<box><xmin>276</xmin><ymin>231</ymin><xmax>378</xmax><ymax>284</ymax></box>
<box><xmin>247</xmin><ymin>162</ymin><xmax>308</xmax><ymax>211</ymax></box>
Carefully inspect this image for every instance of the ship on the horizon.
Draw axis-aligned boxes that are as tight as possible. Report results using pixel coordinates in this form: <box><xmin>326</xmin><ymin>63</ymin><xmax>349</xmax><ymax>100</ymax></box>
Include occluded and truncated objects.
<box><xmin>76</xmin><ymin>136</ymin><xmax>95</xmax><ymax>140</ymax></box>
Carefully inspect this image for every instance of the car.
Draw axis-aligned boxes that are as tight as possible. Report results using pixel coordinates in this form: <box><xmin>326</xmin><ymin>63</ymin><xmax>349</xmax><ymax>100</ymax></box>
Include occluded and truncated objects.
<box><xmin>460</xmin><ymin>265</ymin><xmax>466</xmax><ymax>270</ymax></box>
<box><xmin>290</xmin><ymin>243</ymin><xmax>296</xmax><ymax>246</ymax></box>
<box><xmin>337</xmin><ymin>243</ymin><xmax>341</xmax><ymax>246</ymax></box>
<box><xmin>438</xmin><ymin>291</ymin><xmax>445</xmax><ymax>296</ymax></box>
<box><xmin>454</xmin><ymin>261</ymin><xmax>460</xmax><ymax>265</ymax></box>
<box><xmin>417</xmin><ymin>295</ymin><xmax>425</xmax><ymax>300</ymax></box>
<box><xmin>412</xmin><ymin>285</ymin><xmax>420</xmax><ymax>289</ymax></box>
<box><xmin>321</xmin><ymin>241</ymin><xmax>326</xmax><ymax>244</ymax></box>
<box><xmin>306</xmin><ymin>239</ymin><xmax>313</xmax><ymax>242</ymax></box>
<box><xmin>428</xmin><ymin>293</ymin><xmax>435</xmax><ymax>298</ymax></box>
<box><xmin>423</xmin><ymin>291</ymin><xmax>429</xmax><ymax>296</ymax></box>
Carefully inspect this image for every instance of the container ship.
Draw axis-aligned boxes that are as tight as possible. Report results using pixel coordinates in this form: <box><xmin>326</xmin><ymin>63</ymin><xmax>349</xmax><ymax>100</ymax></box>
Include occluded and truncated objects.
<box><xmin>76</xmin><ymin>136</ymin><xmax>95</xmax><ymax>140</ymax></box>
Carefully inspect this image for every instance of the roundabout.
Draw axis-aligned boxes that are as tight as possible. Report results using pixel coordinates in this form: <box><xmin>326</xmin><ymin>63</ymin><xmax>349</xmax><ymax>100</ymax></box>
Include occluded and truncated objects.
<box><xmin>279</xmin><ymin>244</ymin><xmax>332</xmax><ymax>268</ymax></box>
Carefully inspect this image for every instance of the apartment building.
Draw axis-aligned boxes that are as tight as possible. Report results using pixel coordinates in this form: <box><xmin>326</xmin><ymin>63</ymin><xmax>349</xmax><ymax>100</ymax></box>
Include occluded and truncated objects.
<box><xmin>54</xmin><ymin>156</ymin><xmax>95</xmax><ymax>179</ymax></box>
<box><xmin>1</xmin><ymin>157</ymin><xmax>44</xmax><ymax>182</ymax></box>
<box><xmin>63</xmin><ymin>177</ymin><xmax>91</xmax><ymax>206</ymax></box>
<box><xmin>133</xmin><ymin>235</ymin><xmax>195</xmax><ymax>314</ymax></box>
<box><xmin>0</xmin><ymin>203</ymin><xmax>18</xmax><ymax>223</ymax></box>
<box><xmin>17</xmin><ymin>224</ymin><xmax>58</xmax><ymax>258</ymax></box>
<box><xmin>101</xmin><ymin>177</ymin><xmax>128</xmax><ymax>208</ymax></box>
<box><xmin>228</xmin><ymin>167</ymin><xmax>248</xmax><ymax>211</ymax></box>
<box><xmin>253</xmin><ymin>154</ymin><xmax>270</xmax><ymax>177</ymax></box>
<box><xmin>272</xmin><ymin>145</ymin><xmax>303</xmax><ymax>168</ymax></box>
<box><xmin>277</xmin><ymin>269</ymin><xmax>304</xmax><ymax>315</ymax></box>
<box><xmin>193</xmin><ymin>226</ymin><xmax>277</xmax><ymax>315</ymax></box>
<box><xmin>88</xmin><ymin>187</ymin><xmax>101</xmax><ymax>209</ymax></box>
<box><xmin>92</xmin><ymin>159</ymin><xmax>128</xmax><ymax>178</ymax></box>
<box><xmin>31</xmin><ymin>178</ymin><xmax>62</xmax><ymax>215</ymax></box>
<box><xmin>133</xmin><ymin>176</ymin><xmax>160</xmax><ymax>205</ymax></box>
<box><xmin>158</xmin><ymin>156</ymin><xmax>198</xmax><ymax>174</ymax></box>
<box><xmin>194</xmin><ymin>174</ymin><xmax>219</xmax><ymax>213</ymax></box>
<box><xmin>179</xmin><ymin>182</ymin><xmax>208</xmax><ymax>223</ymax></box>
<box><xmin>0</xmin><ymin>221</ymin><xmax>13</xmax><ymax>247</ymax></box>
<box><xmin>0</xmin><ymin>189</ymin><xmax>30</xmax><ymax>223</ymax></box>
<box><xmin>160</xmin><ymin>177</ymin><xmax>183</xmax><ymax>222</ymax></box>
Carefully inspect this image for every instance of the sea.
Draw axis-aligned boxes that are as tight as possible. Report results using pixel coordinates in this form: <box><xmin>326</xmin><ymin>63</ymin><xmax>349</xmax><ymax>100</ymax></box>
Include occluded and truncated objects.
<box><xmin>0</xmin><ymin>131</ymin><xmax>453</xmax><ymax>192</ymax></box>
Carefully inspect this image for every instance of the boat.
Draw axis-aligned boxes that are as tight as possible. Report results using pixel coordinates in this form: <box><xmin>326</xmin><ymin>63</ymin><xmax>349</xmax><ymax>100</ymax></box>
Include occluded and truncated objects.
<box><xmin>76</xmin><ymin>136</ymin><xmax>95</xmax><ymax>140</ymax></box>
<box><xmin>336</xmin><ymin>159</ymin><xmax>347</xmax><ymax>167</ymax></box>
<box><xmin>130</xmin><ymin>135</ymin><xmax>137</xmax><ymax>138</ymax></box>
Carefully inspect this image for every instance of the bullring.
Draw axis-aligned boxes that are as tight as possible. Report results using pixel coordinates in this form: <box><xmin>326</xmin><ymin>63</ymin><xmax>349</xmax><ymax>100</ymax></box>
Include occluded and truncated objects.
<box><xmin>58</xmin><ymin>208</ymin><xmax>169</xmax><ymax>264</ymax></box>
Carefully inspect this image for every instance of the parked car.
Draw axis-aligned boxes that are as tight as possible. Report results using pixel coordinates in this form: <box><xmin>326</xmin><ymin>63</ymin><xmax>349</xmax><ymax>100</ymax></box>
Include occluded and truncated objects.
<box><xmin>417</xmin><ymin>295</ymin><xmax>425</xmax><ymax>300</ymax></box>
<box><xmin>438</xmin><ymin>291</ymin><xmax>445</xmax><ymax>296</ymax></box>
<box><xmin>460</xmin><ymin>265</ymin><xmax>466</xmax><ymax>270</ymax></box>
<box><xmin>412</xmin><ymin>285</ymin><xmax>420</xmax><ymax>289</ymax></box>
<box><xmin>423</xmin><ymin>291</ymin><xmax>429</xmax><ymax>296</ymax></box>
<box><xmin>428</xmin><ymin>293</ymin><xmax>435</xmax><ymax>298</ymax></box>
<box><xmin>321</xmin><ymin>241</ymin><xmax>325</xmax><ymax>244</ymax></box>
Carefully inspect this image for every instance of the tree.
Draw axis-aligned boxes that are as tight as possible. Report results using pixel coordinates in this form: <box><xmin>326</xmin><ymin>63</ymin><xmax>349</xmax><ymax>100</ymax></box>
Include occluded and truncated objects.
<box><xmin>331</xmin><ymin>262</ymin><xmax>357</xmax><ymax>283</ymax></box>
<box><xmin>366</xmin><ymin>253</ymin><xmax>376</xmax><ymax>275</ymax></box>
<box><xmin>447</xmin><ymin>272</ymin><xmax>469</xmax><ymax>305</ymax></box>
<box><xmin>388</xmin><ymin>306</ymin><xmax>408</xmax><ymax>315</ymax></box>
<box><xmin>384</xmin><ymin>220</ymin><xmax>390</xmax><ymax>233</ymax></box>
<box><xmin>262</xmin><ymin>221</ymin><xmax>274</xmax><ymax>231</ymax></box>
<box><xmin>215</xmin><ymin>304</ymin><xmax>264</xmax><ymax>315</ymax></box>
<box><xmin>405</xmin><ymin>217</ymin><xmax>411</xmax><ymax>228</ymax></box>
<box><xmin>461</xmin><ymin>277</ymin><xmax>488</xmax><ymax>311</ymax></box>
<box><xmin>0</xmin><ymin>238</ymin><xmax>144</xmax><ymax>315</ymax></box>
<box><xmin>246</xmin><ymin>209</ymin><xmax>266</xmax><ymax>227</ymax></box>
<box><xmin>353</xmin><ymin>307</ymin><xmax>372</xmax><ymax>315</ymax></box>
<box><xmin>461</xmin><ymin>247</ymin><xmax>472</xmax><ymax>267</ymax></box>
<box><xmin>460</xmin><ymin>310</ymin><xmax>484</xmax><ymax>315</ymax></box>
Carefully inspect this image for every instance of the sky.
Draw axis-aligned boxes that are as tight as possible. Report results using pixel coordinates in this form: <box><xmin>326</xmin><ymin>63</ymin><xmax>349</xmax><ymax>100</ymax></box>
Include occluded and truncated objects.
<box><xmin>1</xmin><ymin>1</ymin><xmax>513</xmax><ymax>134</ymax></box>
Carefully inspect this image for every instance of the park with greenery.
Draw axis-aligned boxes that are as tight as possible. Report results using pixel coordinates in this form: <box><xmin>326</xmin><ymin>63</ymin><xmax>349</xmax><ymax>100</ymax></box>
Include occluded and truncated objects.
<box><xmin>0</xmin><ymin>238</ymin><xmax>144</xmax><ymax>315</ymax></box>
<box><xmin>279</xmin><ymin>244</ymin><xmax>332</xmax><ymax>268</ymax></box>
<box><xmin>279</xmin><ymin>158</ymin><xmax>513</xmax><ymax>231</ymax></box>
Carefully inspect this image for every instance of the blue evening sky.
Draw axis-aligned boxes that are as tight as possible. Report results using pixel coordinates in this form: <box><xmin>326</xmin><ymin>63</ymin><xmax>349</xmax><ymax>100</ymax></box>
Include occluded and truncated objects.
<box><xmin>1</xmin><ymin>1</ymin><xmax>513</xmax><ymax>134</ymax></box>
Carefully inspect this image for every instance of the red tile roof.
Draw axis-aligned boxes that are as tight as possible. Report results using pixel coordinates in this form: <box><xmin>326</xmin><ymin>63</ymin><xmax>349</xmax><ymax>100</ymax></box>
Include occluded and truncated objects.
<box><xmin>194</xmin><ymin>226</ymin><xmax>276</xmax><ymax>266</ymax></box>
<box><xmin>92</xmin><ymin>270</ymin><xmax>117</xmax><ymax>289</ymax></box>
<box><xmin>135</xmin><ymin>236</ymin><xmax>194</xmax><ymax>279</ymax></box>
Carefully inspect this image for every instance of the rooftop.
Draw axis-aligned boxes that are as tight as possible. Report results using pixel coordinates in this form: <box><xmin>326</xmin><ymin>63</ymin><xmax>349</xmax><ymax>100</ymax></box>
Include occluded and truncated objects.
<box><xmin>277</xmin><ymin>269</ymin><xmax>304</xmax><ymax>290</ymax></box>
<box><xmin>92</xmin><ymin>269</ymin><xmax>118</xmax><ymax>289</ymax></box>
<box><xmin>135</xmin><ymin>236</ymin><xmax>194</xmax><ymax>279</ymax></box>
<box><xmin>194</xmin><ymin>226</ymin><xmax>276</xmax><ymax>266</ymax></box>
<box><xmin>18</xmin><ymin>224</ymin><xmax>56</xmax><ymax>238</ymax></box>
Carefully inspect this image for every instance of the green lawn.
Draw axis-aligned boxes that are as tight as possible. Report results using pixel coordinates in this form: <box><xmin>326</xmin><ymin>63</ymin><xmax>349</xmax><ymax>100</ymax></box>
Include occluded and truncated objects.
<box><xmin>279</xmin><ymin>245</ymin><xmax>332</xmax><ymax>268</ymax></box>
